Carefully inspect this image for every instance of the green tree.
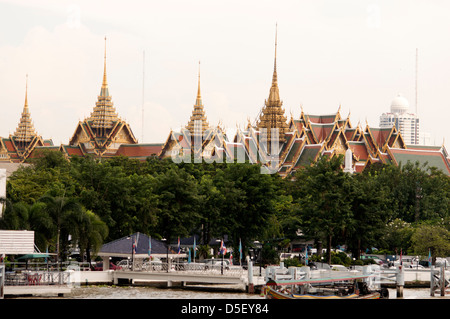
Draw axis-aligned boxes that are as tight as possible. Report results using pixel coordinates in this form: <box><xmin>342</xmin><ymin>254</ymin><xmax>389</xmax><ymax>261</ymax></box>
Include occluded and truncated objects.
<box><xmin>0</xmin><ymin>199</ymin><xmax>52</xmax><ymax>251</ymax></box>
<box><xmin>197</xmin><ymin>174</ymin><xmax>226</xmax><ymax>245</ymax></box>
<box><xmin>370</xmin><ymin>161</ymin><xmax>450</xmax><ymax>224</ymax></box>
<box><xmin>411</xmin><ymin>223</ymin><xmax>450</xmax><ymax>264</ymax></box>
<box><xmin>346</xmin><ymin>171</ymin><xmax>392</xmax><ymax>259</ymax></box>
<box><xmin>70</xmin><ymin>209</ymin><xmax>108</xmax><ymax>266</ymax></box>
<box><xmin>38</xmin><ymin>194</ymin><xmax>83</xmax><ymax>262</ymax></box>
<box><xmin>7</xmin><ymin>150</ymin><xmax>79</xmax><ymax>205</ymax></box>
<box><xmin>380</xmin><ymin>219</ymin><xmax>414</xmax><ymax>254</ymax></box>
<box><xmin>154</xmin><ymin>166</ymin><xmax>200</xmax><ymax>249</ymax></box>
<box><xmin>292</xmin><ymin>155</ymin><xmax>353</xmax><ymax>264</ymax></box>
<box><xmin>215</xmin><ymin>163</ymin><xmax>278</xmax><ymax>260</ymax></box>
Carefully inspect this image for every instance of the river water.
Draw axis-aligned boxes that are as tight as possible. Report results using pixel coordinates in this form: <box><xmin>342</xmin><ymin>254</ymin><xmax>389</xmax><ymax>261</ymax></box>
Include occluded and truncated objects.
<box><xmin>66</xmin><ymin>286</ymin><xmax>446</xmax><ymax>299</ymax></box>
<box><xmin>68</xmin><ymin>285</ymin><xmax>262</xmax><ymax>299</ymax></box>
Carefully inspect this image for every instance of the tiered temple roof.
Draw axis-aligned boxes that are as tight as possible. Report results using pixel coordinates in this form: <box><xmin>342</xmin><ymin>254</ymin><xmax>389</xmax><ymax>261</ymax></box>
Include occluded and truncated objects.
<box><xmin>1</xmin><ymin>36</ymin><xmax>449</xmax><ymax>176</ymax></box>
<box><xmin>158</xmin><ymin>28</ymin><xmax>450</xmax><ymax>177</ymax></box>
<box><xmin>88</xmin><ymin>42</ymin><xmax>120</xmax><ymax>132</ymax></box>
<box><xmin>185</xmin><ymin>62</ymin><xmax>210</xmax><ymax>136</ymax></box>
<box><xmin>159</xmin><ymin>62</ymin><xmax>219</xmax><ymax>160</ymax></box>
<box><xmin>255</xmin><ymin>25</ymin><xmax>289</xmax><ymax>149</ymax></box>
<box><xmin>63</xmin><ymin>38</ymin><xmax>138</xmax><ymax>158</ymax></box>
<box><xmin>0</xmin><ymin>77</ymin><xmax>53</xmax><ymax>163</ymax></box>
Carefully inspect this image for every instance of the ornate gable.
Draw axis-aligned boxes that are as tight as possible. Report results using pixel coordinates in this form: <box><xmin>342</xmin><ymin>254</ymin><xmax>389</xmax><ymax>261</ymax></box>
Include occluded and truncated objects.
<box><xmin>68</xmin><ymin>38</ymin><xmax>137</xmax><ymax>157</ymax></box>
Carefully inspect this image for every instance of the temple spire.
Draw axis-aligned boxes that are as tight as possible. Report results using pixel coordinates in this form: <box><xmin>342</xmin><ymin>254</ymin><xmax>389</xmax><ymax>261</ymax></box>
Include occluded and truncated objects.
<box><xmin>272</xmin><ymin>22</ymin><xmax>278</xmax><ymax>86</ymax></box>
<box><xmin>14</xmin><ymin>75</ymin><xmax>37</xmax><ymax>144</ymax></box>
<box><xmin>90</xmin><ymin>37</ymin><xmax>119</xmax><ymax>131</ymax></box>
<box><xmin>186</xmin><ymin>61</ymin><xmax>209</xmax><ymax>135</ymax></box>
<box><xmin>196</xmin><ymin>61</ymin><xmax>202</xmax><ymax>106</ymax></box>
<box><xmin>256</xmin><ymin>23</ymin><xmax>289</xmax><ymax>147</ymax></box>
<box><xmin>102</xmin><ymin>36</ymin><xmax>108</xmax><ymax>90</ymax></box>
<box><xmin>24</xmin><ymin>74</ymin><xmax>29</xmax><ymax>108</ymax></box>
<box><xmin>267</xmin><ymin>23</ymin><xmax>280</xmax><ymax>104</ymax></box>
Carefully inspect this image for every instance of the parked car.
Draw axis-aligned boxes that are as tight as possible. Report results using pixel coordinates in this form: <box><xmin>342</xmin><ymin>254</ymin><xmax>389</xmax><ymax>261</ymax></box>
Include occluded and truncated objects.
<box><xmin>203</xmin><ymin>259</ymin><xmax>230</xmax><ymax>270</ymax></box>
<box><xmin>117</xmin><ymin>259</ymin><xmax>134</xmax><ymax>269</ymax></box>
<box><xmin>142</xmin><ymin>258</ymin><xmax>163</xmax><ymax>271</ymax></box>
<box><xmin>93</xmin><ymin>261</ymin><xmax>121</xmax><ymax>271</ymax></box>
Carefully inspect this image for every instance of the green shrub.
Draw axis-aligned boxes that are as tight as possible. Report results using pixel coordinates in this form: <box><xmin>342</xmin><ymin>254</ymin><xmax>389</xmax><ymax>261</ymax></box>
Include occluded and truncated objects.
<box><xmin>283</xmin><ymin>258</ymin><xmax>303</xmax><ymax>267</ymax></box>
<box><xmin>351</xmin><ymin>259</ymin><xmax>364</xmax><ymax>266</ymax></box>
<box><xmin>330</xmin><ymin>251</ymin><xmax>352</xmax><ymax>267</ymax></box>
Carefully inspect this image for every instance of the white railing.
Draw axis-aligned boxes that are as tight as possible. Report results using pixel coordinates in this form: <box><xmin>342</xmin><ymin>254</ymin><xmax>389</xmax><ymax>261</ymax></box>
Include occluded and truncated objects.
<box><xmin>120</xmin><ymin>262</ymin><xmax>246</xmax><ymax>277</ymax></box>
<box><xmin>4</xmin><ymin>270</ymin><xmax>71</xmax><ymax>286</ymax></box>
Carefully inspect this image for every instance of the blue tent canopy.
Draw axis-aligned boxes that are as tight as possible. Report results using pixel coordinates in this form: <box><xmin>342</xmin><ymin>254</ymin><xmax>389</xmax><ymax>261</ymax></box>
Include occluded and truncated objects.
<box><xmin>98</xmin><ymin>232</ymin><xmax>184</xmax><ymax>258</ymax></box>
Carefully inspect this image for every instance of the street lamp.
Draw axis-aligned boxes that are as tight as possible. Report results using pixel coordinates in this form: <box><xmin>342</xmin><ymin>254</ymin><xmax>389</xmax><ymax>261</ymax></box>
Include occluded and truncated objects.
<box><xmin>126</xmin><ymin>236</ymin><xmax>134</xmax><ymax>271</ymax></box>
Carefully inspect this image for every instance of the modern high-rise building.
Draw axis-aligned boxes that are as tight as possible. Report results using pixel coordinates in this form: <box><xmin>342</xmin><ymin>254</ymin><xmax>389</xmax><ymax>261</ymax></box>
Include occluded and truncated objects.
<box><xmin>379</xmin><ymin>94</ymin><xmax>419</xmax><ymax>145</ymax></box>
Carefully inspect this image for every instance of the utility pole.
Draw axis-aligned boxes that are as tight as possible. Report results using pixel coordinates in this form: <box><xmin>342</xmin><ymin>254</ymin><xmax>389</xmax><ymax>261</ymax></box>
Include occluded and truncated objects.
<box><xmin>142</xmin><ymin>50</ymin><xmax>145</xmax><ymax>143</ymax></box>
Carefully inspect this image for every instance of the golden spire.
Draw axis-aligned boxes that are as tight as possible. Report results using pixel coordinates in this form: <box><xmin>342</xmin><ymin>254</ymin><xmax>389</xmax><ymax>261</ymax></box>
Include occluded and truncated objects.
<box><xmin>14</xmin><ymin>74</ymin><xmax>37</xmax><ymax>144</ymax></box>
<box><xmin>186</xmin><ymin>61</ymin><xmax>209</xmax><ymax>135</ymax></box>
<box><xmin>90</xmin><ymin>36</ymin><xmax>119</xmax><ymax>131</ymax></box>
<box><xmin>267</xmin><ymin>23</ymin><xmax>280</xmax><ymax>105</ymax></box>
<box><xmin>196</xmin><ymin>61</ymin><xmax>202</xmax><ymax>106</ymax></box>
<box><xmin>24</xmin><ymin>74</ymin><xmax>28</xmax><ymax>108</ymax></box>
<box><xmin>101</xmin><ymin>36</ymin><xmax>108</xmax><ymax>94</ymax></box>
<box><xmin>256</xmin><ymin>23</ymin><xmax>289</xmax><ymax>147</ymax></box>
<box><xmin>272</xmin><ymin>22</ymin><xmax>278</xmax><ymax>86</ymax></box>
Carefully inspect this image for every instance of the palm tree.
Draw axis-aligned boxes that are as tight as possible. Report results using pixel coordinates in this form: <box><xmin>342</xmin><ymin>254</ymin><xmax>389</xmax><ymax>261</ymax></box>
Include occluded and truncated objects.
<box><xmin>0</xmin><ymin>199</ymin><xmax>54</xmax><ymax>253</ymax></box>
<box><xmin>70</xmin><ymin>209</ymin><xmax>108</xmax><ymax>267</ymax></box>
<box><xmin>38</xmin><ymin>194</ymin><xmax>83</xmax><ymax>264</ymax></box>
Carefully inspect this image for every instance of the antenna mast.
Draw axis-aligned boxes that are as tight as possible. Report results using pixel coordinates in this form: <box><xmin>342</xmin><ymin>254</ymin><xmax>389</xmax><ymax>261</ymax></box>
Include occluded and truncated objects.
<box><xmin>142</xmin><ymin>50</ymin><xmax>145</xmax><ymax>143</ymax></box>
<box><xmin>415</xmin><ymin>48</ymin><xmax>418</xmax><ymax>115</ymax></box>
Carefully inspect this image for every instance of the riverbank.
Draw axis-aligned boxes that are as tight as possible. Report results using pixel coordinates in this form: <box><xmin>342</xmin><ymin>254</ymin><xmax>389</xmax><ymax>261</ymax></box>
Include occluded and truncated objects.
<box><xmin>11</xmin><ymin>285</ymin><xmax>447</xmax><ymax>299</ymax></box>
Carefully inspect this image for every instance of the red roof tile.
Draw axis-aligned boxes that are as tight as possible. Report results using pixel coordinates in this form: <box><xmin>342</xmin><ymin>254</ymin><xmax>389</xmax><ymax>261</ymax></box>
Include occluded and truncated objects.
<box><xmin>115</xmin><ymin>143</ymin><xmax>163</xmax><ymax>158</ymax></box>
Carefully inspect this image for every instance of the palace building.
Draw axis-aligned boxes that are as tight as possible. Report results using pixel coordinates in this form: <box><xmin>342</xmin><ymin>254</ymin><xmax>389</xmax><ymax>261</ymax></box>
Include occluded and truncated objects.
<box><xmin>158</xmin><ymin>62</ymin><xmax>227</xmax><ymax>161</ymax></box>
<box><xmin>1</xmin><ymin>35</ymin><xmax>449</xmax><ymax>176</ymax></box>
<box><xmin>0</xmin><ymin>76</ymin><xmax>54</xmax><ymax>163</ymax></box>
<box><xmin>157</xmin><ymin>29</ymin><xmax>450</xmax><ymax>176</ymax></box>
<box><xmin>61</xmin><ymin>38</ymin><xmax>139</xmax><ymax>158</ymax></box>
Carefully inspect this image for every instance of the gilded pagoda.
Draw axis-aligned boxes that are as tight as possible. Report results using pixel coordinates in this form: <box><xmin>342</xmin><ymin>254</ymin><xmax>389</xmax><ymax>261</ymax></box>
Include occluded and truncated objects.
<box><xmin>255</xmin><ymin>25</ymin><xmax>289</xmax><ymax>152</ymax></box>
<box><xmin>64</xmin><ymin>38</ymin><xmax>138</xmax><ymax>157</ymax></box>
<box><xmin>1</xmin><ymin>33</ymin><xmax>449</xmax><ymax>176</ymax></box>
<box><xmin>158</xmin><ymin>27</ymin><xmax>450</xmax><ymax>176</ymax></box>
<box><xmin>159</xmin><ymin>62</ymin><xmax>226</xmax><ymax>161</ymax></box>
<box><xmin>0</xmin><ymin>76</ymin><xmax>53</xmax><ymax>163</ymax></box>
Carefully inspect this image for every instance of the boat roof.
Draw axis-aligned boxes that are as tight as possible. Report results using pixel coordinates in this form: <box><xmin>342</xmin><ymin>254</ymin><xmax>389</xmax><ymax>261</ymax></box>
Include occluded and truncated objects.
<box><xmin>266</xmin><ymin>274</ymin><xmax>374</xmax><ymax>286</ymax></box>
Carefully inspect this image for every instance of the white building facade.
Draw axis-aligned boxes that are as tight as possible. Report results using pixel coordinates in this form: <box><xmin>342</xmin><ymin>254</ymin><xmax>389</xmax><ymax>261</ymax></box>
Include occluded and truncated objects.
<box><xmin>379</xmin><ymin>94</ymin><xmax>420</xmax><ymax>145</ymax></box>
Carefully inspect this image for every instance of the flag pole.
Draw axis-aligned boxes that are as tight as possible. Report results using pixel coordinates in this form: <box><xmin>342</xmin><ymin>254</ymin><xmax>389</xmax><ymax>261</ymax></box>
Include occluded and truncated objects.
<box><xmin>222</xmin><ymin>239</ymin><xmax>224</xmax><ymax>275</ymax></box>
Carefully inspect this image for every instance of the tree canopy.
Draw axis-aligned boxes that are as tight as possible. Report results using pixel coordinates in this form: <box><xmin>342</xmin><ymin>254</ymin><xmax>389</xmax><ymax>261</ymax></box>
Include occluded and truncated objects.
<box><xmin>1</xmin><ymin>149</ymin><xmax>449</xmax><ymax>265</ymax></box>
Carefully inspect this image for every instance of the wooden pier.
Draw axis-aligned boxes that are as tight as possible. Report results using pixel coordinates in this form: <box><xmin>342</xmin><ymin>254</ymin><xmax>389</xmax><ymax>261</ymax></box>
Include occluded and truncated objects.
<box><xmin>1</xmin><ymin>269</ymin><xmax>73</xmax><ymax>298</ymax></box>
<box><xmin>2</xmin><ymin>262</ymin><xmax>448</xmax><ymax>298</ymax></box>
<box><xmin>113</xmin><ymin>270</ymin><xmax>246</xmax><ymax>287</ymax></box>
<box><xmin>4</xmin><ymin>285</ymin><xmax>72</xmax><ymax>297</ymax></box>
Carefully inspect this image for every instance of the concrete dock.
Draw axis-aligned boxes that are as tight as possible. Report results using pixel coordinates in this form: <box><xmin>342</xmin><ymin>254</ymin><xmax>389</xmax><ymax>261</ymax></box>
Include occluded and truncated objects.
<box><xmin>4</xmin><ymin>285</ymin><xmax>72</xmax><ymax>297</ymax></box>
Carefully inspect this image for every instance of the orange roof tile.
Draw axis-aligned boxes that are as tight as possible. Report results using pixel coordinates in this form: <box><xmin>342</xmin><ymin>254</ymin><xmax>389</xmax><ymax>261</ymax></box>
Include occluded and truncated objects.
<box><xmin>115</xmin><ymin>143</ymin><xmax>163</xmax><ymax>158</ymax></box>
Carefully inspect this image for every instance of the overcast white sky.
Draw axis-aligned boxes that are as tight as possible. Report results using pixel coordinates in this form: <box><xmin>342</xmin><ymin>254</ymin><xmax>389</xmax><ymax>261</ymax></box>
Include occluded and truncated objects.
<box><xmin>1</xmin><ymin>0</ymin><xmax>449</xmax><ymax>151</ymax></box>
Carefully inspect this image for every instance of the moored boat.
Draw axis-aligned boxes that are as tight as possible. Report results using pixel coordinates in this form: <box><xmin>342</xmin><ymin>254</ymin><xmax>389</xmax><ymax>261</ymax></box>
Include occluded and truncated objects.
<box><xmin>264</xmin><ymin>285</ymin><xmax>380</xmax><ymax>299</ymax></box>
<box><xmin>264</xmin><ymin>274</ymin><xmax>386</xmax><ymax>299</ymax></box>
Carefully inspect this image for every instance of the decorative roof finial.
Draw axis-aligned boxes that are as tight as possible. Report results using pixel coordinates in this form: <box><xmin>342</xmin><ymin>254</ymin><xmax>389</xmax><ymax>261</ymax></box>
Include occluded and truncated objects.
<box><xmin>24</xmin><ymin>74</ymin><xmax>29</xmax><ymax>108</ymax></box>
<box><xmin>273</xmin><ymin>22</ymin><xmax>278</xmax><ymax>86</ymax></box>
<box><xmin>102</xmin><ymin>36</ymin><xmax>108</xmax><ymax>89</ymax></box>
<box><xmin>196</xmin><ymin>60</ymin><xmax>201</xmax><ymax>102</ymax></box>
